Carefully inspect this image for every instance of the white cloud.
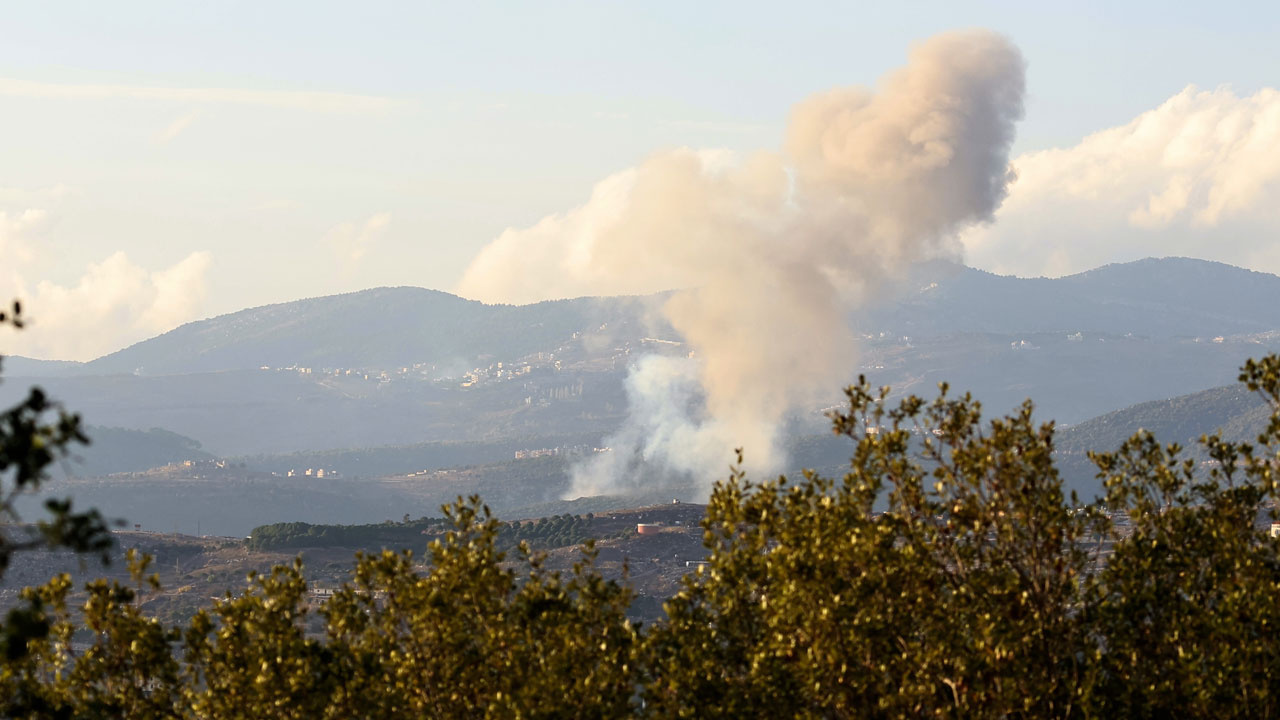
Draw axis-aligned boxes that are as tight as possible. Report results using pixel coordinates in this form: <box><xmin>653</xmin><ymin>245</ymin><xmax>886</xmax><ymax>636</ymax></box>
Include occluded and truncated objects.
<box><xmin>0</xmin><ymin>77</ymin><xmax>401</xmax><ymax>114</ymax></box>
<box><xmin>962</xmin><ymin>85</ymin><xmax>1280</xmax><ymax>277</ymax></box>
<box><xmin>329</xmin><ymin>213</ymin><xmax>391</xmax><ymax>263</ymax></box>
<box><xmin>0</xmin><ymin>189</ymin><xmax>215</xmax><ymax>361</ymax></box>
<box><xmin>156</xmin><ymin>110</ymin><xmax>200</xmax><ymax>144</ymax></box>
<box><xmin>0</xmin><ymin>199</ymin><xmax>213</xmax><ymax>361</ymax></box>
<box><xmin>1</xmin><ymin>250</ymin><xmax>213</xmax><ymax>362</ymax></box>
<box><xmin>0</xmin><ymin>208</ymin><xmax>49</xmax><ymax>264</ymax></box>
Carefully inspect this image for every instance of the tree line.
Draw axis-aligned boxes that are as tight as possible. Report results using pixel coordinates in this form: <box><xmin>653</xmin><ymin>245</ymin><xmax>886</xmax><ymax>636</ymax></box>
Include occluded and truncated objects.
<box><xmin>246</xmin><ymin>512</ymin><xmax>602</xmax><ymax>553</ymax></box>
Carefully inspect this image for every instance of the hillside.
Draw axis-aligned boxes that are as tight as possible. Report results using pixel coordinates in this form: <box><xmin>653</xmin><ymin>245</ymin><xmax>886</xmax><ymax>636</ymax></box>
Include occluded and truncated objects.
<box><xmin>67</xmin><ymin>425</ymin><xmax>215</xmax><ymax>477</ymax></box>
<box><xmin>6</xmin><ymin>255</ymin><xmax>1280</xmax><ymax>519</ymax></box>
<box><xmin>85</xmin><ymin>288</ymin><xmax>665</xmax><ymax>376</ymax></box>
<box><xmin>862</xmin><ymin>257</ymin><xmax>1280</xmax><ymax>338</ymax></box>
<box><xmin>1058</xmin><ymin>384</ymin><xmax>1271</xmax><ymax>453</ymax></box>
<box><xmin>15</xmin><ymin>256</ymin><xmax>1278</xmax><ymax>379</ymax></box>
<box><xmin>1054</xmin><ymin>383</ymin><xmax>1273</xmax><ymax>495</ymax></box>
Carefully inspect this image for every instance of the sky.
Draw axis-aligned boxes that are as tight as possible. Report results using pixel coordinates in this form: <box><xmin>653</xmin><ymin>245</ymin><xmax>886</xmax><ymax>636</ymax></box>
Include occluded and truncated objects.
<box><xmin>2</xmin><ymin>1</ymin><xmax>1280</xmax><ymax>360</ymax></box>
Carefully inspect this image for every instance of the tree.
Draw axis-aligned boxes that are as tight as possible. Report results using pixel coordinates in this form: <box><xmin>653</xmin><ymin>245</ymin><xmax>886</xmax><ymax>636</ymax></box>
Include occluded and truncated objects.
<box><xmin>0</xmin><ymin>300</ymin><xmax>114</xmax><ymax>661</ymax></box>
<box><xmin>643</xmin><ymin>360</ymin><xmax>1280</xmax><ymax>718</ymax></box>
<box><xmin>645</xmin><ymin>383</ymin><xmax>1106</xmax><ymax>717</ymax></box>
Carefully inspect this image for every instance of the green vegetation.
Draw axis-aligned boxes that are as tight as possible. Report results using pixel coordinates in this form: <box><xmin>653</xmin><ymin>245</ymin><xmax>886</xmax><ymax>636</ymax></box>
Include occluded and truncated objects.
<box><xmin>495</xmin><ymin>513</ymin><xmax>605</xmax><ymax>551</ymax></box>
<box><xmin>11</xmin><ymin>302</ymin><xmax>1280</xmax><ymax>714</ymax></box>
<box><xmin>246</xmin><ymin>512</ymin><xmax>603</xmax><ymax>553</ymax></box>
<box><xmin>0</xmin><ymin>302</ymin><xmax>114</xmax><ymax>660</ymax></box>
<box><xmin>245</xmin><ymin>517</ymin><xmax>447</xmax><ymax>552</ymax></box>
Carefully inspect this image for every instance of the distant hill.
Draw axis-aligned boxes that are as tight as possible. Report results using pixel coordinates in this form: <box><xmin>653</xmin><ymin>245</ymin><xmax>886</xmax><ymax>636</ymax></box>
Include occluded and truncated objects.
<box><xmin>6</xmin><ymin>254</ymin><xmax>1280</xmax><ymax>469</ymax></box>
<box><xmin>0</xmin><ymin>356</ymin><xmax>85</xmax><ymax>377</ymax></box>
<box><xmin>235</xmin><ymin>432</ymin><xmax>609</xmax><ymax>478</ymax></box>
<box><xmin>84</xmin><ymin>288</ymin><xmax>664</xmax><ymax>376</ymax></box>
<box><xmin>1053</xmin><ymin>382</ymin><xmax>1273</xmax><ymax>496</ymax></box>
<box><xmin>26</xmin><ymin>256</ymin><xmax>1280</xmax><ymax>378</ymax></box>
<box><xmin>66</xmin><ymin>425</ymin><xmax>214</xmax><ymax>478</ymax></box>
<box><xmin>1058</xmin><ymin>383</ymin><xmax>1271</xmax><ymax>454</ymax></box>
<box><xmin>862</xmin><ymin>257</ymin><xmax>1280</xmax><ymax>338</ymax></box>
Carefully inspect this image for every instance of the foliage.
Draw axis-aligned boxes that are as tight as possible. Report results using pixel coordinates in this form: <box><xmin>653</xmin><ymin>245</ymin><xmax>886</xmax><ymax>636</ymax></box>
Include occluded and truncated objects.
<box><xmin>246</xmin><ymin>512</ymin><xmax>604</xmax><ymax>554</ymax></box>
<box><xmin>642</xmin><ymin>358</ymin><xmax>1280</xmax><ymax>718</ymax></box>
<box><xmin>0</xmin><ymin>497</ymin><xmax>638</xmax><ymax>719</ymax></box>
<box><xmin>646</xmin><ymin>384</ymin><xmax>1106</xmax><ymax>717</ymax></box>
<box><xmin>495</xmin><ymin>513</ymin><xmax>604</xmax><ymax>552</ymax></box>
<box><xmin>0</xmin><ymin>301</ymin><xmax>114</xmax><ymax>662</ymax></box>
<box><xmin>8</xmin><ymin>346</ymin><xmax>1280</xmax><ymax>715</ymax></box>
<box><xmin>245</xmin><ymin>517</ymin><xmax>449</xmax><ymax>552</ymax></box>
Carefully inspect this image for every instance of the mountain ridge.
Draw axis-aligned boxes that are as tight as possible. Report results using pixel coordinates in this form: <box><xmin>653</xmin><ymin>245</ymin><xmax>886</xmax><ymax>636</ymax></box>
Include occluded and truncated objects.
<box><xmin>9</xmin><ymin>256</ymin><xmax>1280</xmax><ymax>377</ymax></box>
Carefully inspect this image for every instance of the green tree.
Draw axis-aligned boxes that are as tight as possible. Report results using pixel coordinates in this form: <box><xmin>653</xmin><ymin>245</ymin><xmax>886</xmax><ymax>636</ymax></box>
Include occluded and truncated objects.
<box><xmin>320</xmin><ymin>498</ymin><xmax>638</xmax><ymax>718</ymax></box>
<box><xmin>0</xmin><ymin>300</ymin><xmax>114</xmax><ymax>662</ymax></box>
<box><xmin>645</xmin><ymin>382</ymin><xmax>1108</xmax><ymax>717</ymax></box>
<box><xmin>1085</xmin><ymin>355</ymin><xmax>1280</xmax><ymax>717</ymax></box>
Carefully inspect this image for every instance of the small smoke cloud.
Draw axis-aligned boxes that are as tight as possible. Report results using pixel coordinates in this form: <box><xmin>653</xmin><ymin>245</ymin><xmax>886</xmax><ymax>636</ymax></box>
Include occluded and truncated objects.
<box><xmin>459</xmin><ymin>30</ymin><xmax>1026</xmax><ymax>497</ymax></box>
<box><xmin>962</xmin><ymin>85</ymin><xmax>1280</xmax><ymax>277</ymax></box>
<box><xmin>2</xmin><ymin>250</ymin><xmax>213</xmax><ymax>361</ymax></box>
<box><xmin>156</xmin><ymin>110</ymin><xmax>200</xmax><ymax>144</ymax></box>
<box><xmin>330</xmin><ymin>212</ymin><xmax>392</xmax><ymax>263</ymax></box>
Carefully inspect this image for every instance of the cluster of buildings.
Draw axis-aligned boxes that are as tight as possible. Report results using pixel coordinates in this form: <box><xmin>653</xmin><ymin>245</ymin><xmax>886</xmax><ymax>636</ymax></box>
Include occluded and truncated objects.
<box><xmin>514</xmin><ymin>445</ymin><xmax>610</xmax><ymax>460</ymax></box>
<box><xmin>285</xmin><ymin>468</ymin><xmax>340</xmax><ymax>479</ymax></box>
<box><xmin>263</xmin><ymin>363</ymin><xmax>423</xmax><ymax>384</ymax></box>
<box><xmin>260</xmin><ymin>352</ymin><xmax>571</xmax><ymax>392</ymax></box>
<box><xmin>460</xmin><ymin>360</ymin><xmax>544</xmax><ymax>388</ymax></box>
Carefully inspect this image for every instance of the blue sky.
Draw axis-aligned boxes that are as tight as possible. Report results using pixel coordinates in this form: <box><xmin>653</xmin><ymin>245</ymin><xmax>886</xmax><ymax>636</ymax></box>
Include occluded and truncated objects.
<box><xmin>2</xmin><ymin>1</ymin><xmax>1280</xmax><ymax>358</ymax></box>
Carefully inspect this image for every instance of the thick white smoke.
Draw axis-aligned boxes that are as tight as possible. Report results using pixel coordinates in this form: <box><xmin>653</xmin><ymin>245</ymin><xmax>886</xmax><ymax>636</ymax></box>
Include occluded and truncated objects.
<box><xmin>457</xmin><ymin>30</ymin><xmax>1026</xmax><ymax>496</ymax></box>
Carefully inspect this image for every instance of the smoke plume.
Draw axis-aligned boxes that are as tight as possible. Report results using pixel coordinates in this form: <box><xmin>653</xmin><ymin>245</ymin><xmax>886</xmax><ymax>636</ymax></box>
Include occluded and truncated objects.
<box><xmin>457</xmin><ymin>30</ymin><xmax>1026</xmax><ymax>496</ymax></box>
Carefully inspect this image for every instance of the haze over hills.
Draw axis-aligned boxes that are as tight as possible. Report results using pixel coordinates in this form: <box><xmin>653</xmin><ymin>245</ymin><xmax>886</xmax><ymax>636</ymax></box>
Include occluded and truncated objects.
<box><xmin>5</xmin><ymin>255</ymin><xmax>1280</xmax><ymax>534</ymax></box>
<box><xmin>2</xmin><ymin>257</ymin><xmax>1278</xmax><ymax>453</ymax></box>
<box><xmin>12</xmin><ymin>256</ymin><xmax>1276</xmax><ymax>378</ymax></box>
<box><xmin>859</xmin><ymin>257</ymin><xmax>1280</xmax><ymax>338</ymax></box>
<box><xmin>85</xmin><ymin>288</ymin><xmax>668</xmax><ymax>377</ymax></box>
<box><xmin>1053</xmin><ymin>381</ymin><xmax>1274</xmax><ymax>495</ymax></box>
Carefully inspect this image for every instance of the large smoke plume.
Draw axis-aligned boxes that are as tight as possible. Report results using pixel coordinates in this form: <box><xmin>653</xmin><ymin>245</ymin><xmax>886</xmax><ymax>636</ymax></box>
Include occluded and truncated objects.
<box><xmin>457</xmin><ymin>30</ymin><xmax>1026</xmax><ymax>496</ymax></box>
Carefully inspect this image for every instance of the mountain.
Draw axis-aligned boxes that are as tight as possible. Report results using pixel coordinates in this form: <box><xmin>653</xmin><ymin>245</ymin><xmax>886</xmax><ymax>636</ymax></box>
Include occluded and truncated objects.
<box><xmin>862</xmin><ymin>257</ymin><xmax>1280</xmax><ymax>338</ymax></box>
<box><xmin>26</xmin><ymin>256</ymin><xmax>1280</xmax><ymax>378</ymax></box>
<box><xmin>6</xmin><ymin>255</ymin><xmax>1280</xmax><ymax>534</ymax></box>
<box><xmin>0</xmin><ymin>356</ymin><xmax>85</xmax><ymax>377</ymax></box>
<box><xmin>85</xmin><ymin>288</ymin><xmax>665</xmax><ymax>376</ymax></box>
<box><xmin>1058</xmin><ymin>383</ymin><xmax>1270</xmax><ymax>454</ymax></box>
<box><xmin>6</xmin><ymin>255</ymin><xmax>1280</xmax><ymax>459</ymax></box>
<box><xmin>67</xmin><ymin>425</ymin><xmax>215</xmax><ymax>477</ymax></box>
<box><xmin>28</xmin><ymin>256</ymin><xmax>1280</xmax><ymax>379</ymax></box>
<box><xmin>1053</xmin><ymin>382</ymin><xmax>1273</xmax><ymax>496</ymax></box>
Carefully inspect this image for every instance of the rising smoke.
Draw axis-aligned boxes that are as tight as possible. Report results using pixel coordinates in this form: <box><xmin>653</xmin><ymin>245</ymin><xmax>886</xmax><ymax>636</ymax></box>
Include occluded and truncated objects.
<box><xmin>457</xmin><ymin>30</ymin><xmax>1026</xmax><ymax>497</ymax></box>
